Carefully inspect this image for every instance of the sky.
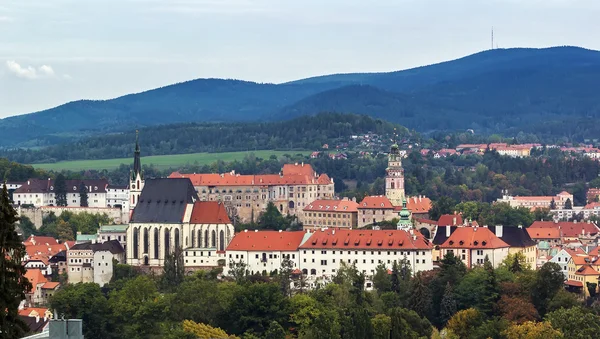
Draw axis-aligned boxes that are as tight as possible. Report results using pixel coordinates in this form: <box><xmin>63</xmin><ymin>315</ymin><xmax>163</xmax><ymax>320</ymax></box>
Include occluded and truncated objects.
<box><xmin>1</xmin><ymin>0</ymin><xmax>599</xmax><ymax>118</ymax></box>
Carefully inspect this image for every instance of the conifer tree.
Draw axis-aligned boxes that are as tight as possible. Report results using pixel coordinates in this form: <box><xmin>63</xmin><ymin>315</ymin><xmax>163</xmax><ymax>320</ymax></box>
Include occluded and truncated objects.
<box><xmin>54</xmin><ymin>174</ymin><xmax>68</xmax><ymax>206</ymax></box>
<box><xmin>0</xmin><ymin>183</ymin><xmax>32</xmax><ymax>337</ymax></box>
<box><xmin>78</xmin><ymin>182</ymin><xmax>89</xmax><ymax>207</ymax></box>
<box><xmin>440</xmin><ymin>282</ymin><xmax>457</xmax><ymax>325</ymax></box>
<box><xmin>480</xmin><ymin>256</ymin><xmax>500</xmax><ymax>317</ymax></box>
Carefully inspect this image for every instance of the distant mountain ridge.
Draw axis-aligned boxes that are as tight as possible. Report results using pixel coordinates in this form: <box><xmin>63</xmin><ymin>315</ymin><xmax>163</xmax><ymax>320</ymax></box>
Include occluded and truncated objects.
<box><xmin>2</xmin><ymin>46</ymin><xmax>600</xmax><ymax>147</ymax></box>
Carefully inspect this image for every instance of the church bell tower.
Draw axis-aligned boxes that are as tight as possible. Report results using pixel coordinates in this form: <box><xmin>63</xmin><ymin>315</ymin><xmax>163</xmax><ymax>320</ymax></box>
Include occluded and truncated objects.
<box><xmin>129</xmin><ymin>131</ymin><xmax>144</xmax><ymax>211</ymax></box>
<box><xmin>385</xmin><ymin>143</ymin><xmax>405</xmax><ymax>206</ymax></box>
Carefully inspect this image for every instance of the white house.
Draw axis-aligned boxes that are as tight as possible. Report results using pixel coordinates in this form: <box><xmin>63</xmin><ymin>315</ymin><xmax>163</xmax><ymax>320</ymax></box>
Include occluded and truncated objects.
<box><xmin>549</xmin><ymin>247</ymin><xmax>588</xmax><ymax>279</ymax></box>
<box><xmin>438</xmin><ymin>226</ymin><xmax>510</xmax><ymax>268</ymax></box>
<box><xmin>13</xmin><ymin>179</ymin><xmax>109</xmax><ymax>208</ymax></box>
<box><xmin>67</xmin><ymin>240</ymin><xmax>125</xmax><ymax>286</ymax></box>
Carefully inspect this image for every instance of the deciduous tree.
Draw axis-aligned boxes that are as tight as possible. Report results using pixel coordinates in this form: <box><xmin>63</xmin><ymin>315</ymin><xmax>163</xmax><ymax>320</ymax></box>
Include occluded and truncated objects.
<box><xmin>502</xmin><ymin>321</ymin><xmax>563</xmax><ymax>339</ymax></box>
<box><xmin>545</xmin><ymin>306</ymin><xmax>600</xmax><ymax>339</ymax></box>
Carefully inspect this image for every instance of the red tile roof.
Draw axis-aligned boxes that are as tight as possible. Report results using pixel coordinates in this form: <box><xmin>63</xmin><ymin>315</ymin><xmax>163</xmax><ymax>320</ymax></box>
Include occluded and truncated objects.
<box><xmin>526</xmin><ymin>227</ymin><xmax>561</xmax><ymax>239</ymax></box>
<box><xmin>565</xmin><ymin>280</ymin><xmax>583</xmax><ymax>287</ymax></box>
<box><xmin>18</xmin><ymin>308</ymin><xmax>50</xmax><ymax>317</ymax></box>
<box><xmin>41</xmin><ymin>282</ymin><xmax>60</xmax><ymax>289</ymax></box>
<box><xmin>24</xmin><ymin>269</ymin><xmax>47</xmax><ymax>293</ymax></box>
<box><xmin>227</xmin><ymin>231</ymin><xmax>306</xmax><ymax>251</ymax></box>
<box><xmin>23</xmin><ymin>236</ymin><xmax>59</xmax><ymax>247</ymax></box>
<box><xmin>27</xmin><ymin>255</ymin><xmax>49</xmax><ymax>266</ymax></box>
<box><xmin>282</xmin><ymin>163</ymin><xmax>315</xmax><ymax>176</ymax></box>
<box><xmin>441</xmin><ymin>227</ymin><xmax>509</xmax><ymax>249</ymax></box>
<box><xmin>405</xmin><ymin>197</ymin><xmax>432</xmax><ymax>213</ymax></box>
<box><xmin>304</xmin><ymin>199</ymin><xmax>358</xmax><ymax>213</ymax></box>
<box><xmin>576</xmin><ymin>265</ymin><xmax>600</xmax><ymax>276</ymax></box>
<box><xmin>529</xmin><ymin>221</ymin><xmax>599</xmax><ymax>238</ymax></box>
<box><xmin>358</xmin><ymin>196</ymin><xmax>394</xmax><ymax>209</ymax></box>
<box><xmin>570</xmin><ymin>255</ymin><xmax>593</xmax><ymax>266</ymax></box>
<box><xmin>437</xmin><ymin>214</ymin><xmax>463</xmax><ymax>226</ymax></box>
<box><xmin>299</xmin><ymin>229</ymin><xmax>432</xmax><ymax>250</ymax></box>
<box><xmin>189</xmin><ymin>201</ymin><xmax>231</xmax><ymax>224</ymax></box>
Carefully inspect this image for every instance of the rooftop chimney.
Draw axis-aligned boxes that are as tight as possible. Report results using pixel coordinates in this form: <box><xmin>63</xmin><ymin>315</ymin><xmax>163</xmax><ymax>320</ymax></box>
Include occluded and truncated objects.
<box><xmin>452</xmin><ymin>217</ymin><xmax>457</xmax><ymax>226</ymax></box>
<box><xmin>445</xmin><ymin>226</ymin><xmax>451</xmax><ymax>237</ymax></box>
<box><xmin>495</xmin><ymin>225</ymin><xmax>503</xmax><ymax>238</ymax></box>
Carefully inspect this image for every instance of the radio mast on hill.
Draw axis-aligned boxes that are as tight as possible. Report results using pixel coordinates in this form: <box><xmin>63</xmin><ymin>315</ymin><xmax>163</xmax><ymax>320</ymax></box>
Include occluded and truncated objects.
<box><xmin>491</xmin><ymin>26</ymin><xmax>494</xmax><ymax>50</ymax></box>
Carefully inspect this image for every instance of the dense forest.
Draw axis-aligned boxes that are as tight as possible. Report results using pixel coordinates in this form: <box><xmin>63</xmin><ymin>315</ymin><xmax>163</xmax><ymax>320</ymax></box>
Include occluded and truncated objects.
<box><xmin>0</xmin><ymin>113</ymin><xmax>407</xmax><ymax>164</ymax></box>
<box><xmin>48</xmin><ymin>251</ymin><xmax>600</xmax><ymax>339</ymax></box>
<box><xmin>2</xmin><ymin>47</ymin><xmax>600</xmax><ymax>147</ymax></box>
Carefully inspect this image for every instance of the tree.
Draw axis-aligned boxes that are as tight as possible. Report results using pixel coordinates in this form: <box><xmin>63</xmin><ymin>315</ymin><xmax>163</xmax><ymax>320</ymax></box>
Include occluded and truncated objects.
<box><xmin>429</xmin><ymin>196</ymin><xmax>456</xmax><ymax>221</ymax></box>
<box><xmin>587</xmin><ymin>282</ymin><xmax>597</xmax><ymax>299</ymax></box>
<box><xmin>299</xmin><ymin>308</ymin><xmax>340</xmax><ymax>339</ymax></box>
<box><xmin>79</xmin><ymin>182</ymin><xmax>89</xmax><ymax>207</ymax></box>
<box><xmin>161</xmin><ymin>247</ymin><xmax>185</xmax><ymax>291</ymax></box>
<box><xmin>549</xmin><ymin>198</ymin><xmax>556</xmax><ymax>210</ymax></box>
<box><xmin>371</xmin><ymin>314</ymin><xmax>391</xmax><ymax>339</ymax></box>
<box><xmin>182</xmin><ymin>320</ymin><xmax>238</xmax><ymax>339</ymax></box>
<box><xmin>545</xmin><ymin>306</ymin><xmax>600</xmax><ymax>339</ymax></box>
<box><xmin>278</xmin><ymin>255</ymin><xmax>293</xmax><ymax>297</ymax></box>
<box><xmin>18</xmin><ymin>215</ymin><xmax>38</xmax><ymax>238</ymax></box>
<box><xmin>55</xmin><ymin>174</ymin><xmax>68</xmax><ymax>206</ymax></box>
<box><xmin>533</xmin><ymin>207</ymin><xmax>552</xmax><ymax>221</ymax></box>
<box><xmin>56</xmin><ymin>219</ymin><xmax>75</xmax><ymax>241</ymax></box>
<box><xmin>228</xmin><ymin>260</ymin><xmax>248</xmax><ymax>284</ymax></box>
<box><xmin>0</xmin><ymin>184</ymin><xmax>31</xmax><ymax>338</ymax></box>
<box><xmin>480</xmin><ymin>256</ymin><xmax>500</xmax><ymax>316</ymax></box>
<box><xmin>445</xmin><ymin>308</ymin><xmax>482</xmax><ymax>339</ymax></box>
<box><xmin>502</xmin><ymin>321</ymin><xmax>563</xmax><ymax>339</ymax></box>
<box><xmin>564</xmin><ymin>198</ymin><xmax>572</xmax><ymax>210</ymax></box>
<box><xmin>531</xmin><ymin>263</ymin><xmax>565</xmax><ymax>316</ymax></box>
<box><xmin>498</xmin><ymin>296</ymin><xmax>539</xmax><ymax>324</ymax></box>
<box><xmin>373</xmin><ymin>263</ymin><xmax>392</xmax><ymax>293</ymax></box>
<box><xmin>546</xmin><ymin>289</ymin><xmax>581</xmax><ymax>313</ymax></box>
<box><xmin>257</xmin><ymin>202</ymin><xmax>286</xmax><ymax>230</ymax></box>
<box><xmin>440</xmin><ymin>282</ymin><xmax>457</xmax><ymax>325</ymax></box>
<box><xmin>389</xmin><ymin>308</ymin><xmax>432</xmax><ymax>339</ymax></box>
<box><xmin>264</xmin><ymin>321</ymin><xmax>286</xmax><ymax>339</ymax></box>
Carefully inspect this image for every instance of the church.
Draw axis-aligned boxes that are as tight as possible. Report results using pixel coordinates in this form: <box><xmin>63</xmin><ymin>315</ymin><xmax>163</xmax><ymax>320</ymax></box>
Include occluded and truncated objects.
<box><xmin>125</xmin><ymin>134</ymin><xmax>234</xmax><ymax>268</ymax></box>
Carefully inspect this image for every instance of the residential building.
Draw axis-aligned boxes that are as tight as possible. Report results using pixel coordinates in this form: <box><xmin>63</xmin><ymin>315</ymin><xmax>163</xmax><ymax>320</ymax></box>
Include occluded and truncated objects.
<box><xmin>587</xmin><ymin>188</ymin><xmax>600</xmax><ymax>204</ymax></box>
<box><xmin>437</xmin><ymin>214</ymin><xmax>463</xmax><ymax>227</ymax></box>
<box><xmin>302</xmin><ymin>198</ymin><xmax>358</xmax><ymax>230</ymax></box>
<box><xmin>126</xmin><ymin>178</ymin><xmax>234</xmax><ymax>269</ymax></box>
<box><xmin>107</xmin><ymin>185</ymin><xmax>130</xmax><ymax>210</ymax></box>
<box><xmin>24</xmin><ymin>255</ymin><xmax>52</xmax><ymax>276</ymax></box>
<box><xmin>403</xmin><ymin>196</ymin><xmax>432</xmax><ymax>219</ymax></box>
<box><xmin>488</xmin><ymin>225</ymin><xmax>537</xmax><ymax>268</ymax></box>
<box><xmin>528</xmin><ymin>220</ymin><xmax>600</xmax><ymax>244</ymax></box>
<box><xmin>436</xmin><ymin>226</ymin><xmax>510</xmax><ymax>268</ymax></box>
<box><xmin>13</xmin><ymin>179</ymin><xmax>109</xmax><ymax>208</ymax></box>
<box><xmin>385</xmin><ymin>144</ymin><xmax>405</xmax><ymax>206</ymax></box>
<box><xmin>551</xmin><ymin>203</ymin><xmax>600</xmax><ymax>221</ymax></box>
<box><xmin>23</xmin><ymin>269</ymin><xmax>59</xmax><ymax>306</ymax></box>
<box><xmin>550</xmin><ymin>247</ymin><xmax>587</xmax><ymax>279</ymax></box>
<box><xmin>48</xmin><ymin>250</ymin><xmax>67</xmax><ymax>276</ymax></box>
<box><xmin>566</xmin><ymin>257</ymin><xmax>600</xmax><ymax>297</ymax></box>
<box><xmin>169</xmin><ymin>163</ymin><xmax>335</xmax><ymax>223</ymax></box>
<box><xmin>527</xmin><ymin>227</ymin><xmax>561</xmax><ymax>246</ymax></box>
<box><xmin>97</xmin><ymin>224</ymin><xmax>128</xmax><ymax>250</ymax></box>
<box><xmin>298</xmin><ymin>229</ymin><xmax>433</xmax><ymax>289</ymax></box>
<box><xmin>496</xmin><ymin>191</ymin><xmax>573</xmax><ymax>209</ymax></box>
<box><xmin>357</xmin><ymin>196</ymin><xmax>395</xmax><ymax>228</ymax></box>
<box><xmin>67</xmin><ymin>240</ymin><xmax>125</xmax><ymax>286</ymax></box>
<box><xmin>225</xmin><ymin>230</ymin><xmax>306</xmax><ymax>275</ymax></box>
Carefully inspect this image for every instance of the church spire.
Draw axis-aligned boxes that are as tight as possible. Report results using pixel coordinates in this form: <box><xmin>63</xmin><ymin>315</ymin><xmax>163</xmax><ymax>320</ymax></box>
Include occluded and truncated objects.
<box><xmin>132</xmin><ymin>130</ymin><xmax>141</xmax><ymax>180</ymax></box>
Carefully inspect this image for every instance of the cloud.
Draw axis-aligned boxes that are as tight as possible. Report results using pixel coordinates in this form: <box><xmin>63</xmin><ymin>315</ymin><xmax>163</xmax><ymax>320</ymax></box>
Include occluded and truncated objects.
<box><xmin>5</xmin><ymin>60</ymin><xmax>62</xmax><ymax>79</ymax></box>
<box><xmin>0</xmin><ymin>16</ymin><xmax>14</xmax><ymax>23</ymax></box>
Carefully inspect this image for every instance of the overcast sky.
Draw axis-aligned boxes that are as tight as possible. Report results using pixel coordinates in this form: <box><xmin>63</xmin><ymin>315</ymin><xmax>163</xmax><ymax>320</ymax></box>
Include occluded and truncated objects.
<box><xmin>1</xmin><ymin>0</ymin><xmax>599</xmax><ymax>118</ymax></box>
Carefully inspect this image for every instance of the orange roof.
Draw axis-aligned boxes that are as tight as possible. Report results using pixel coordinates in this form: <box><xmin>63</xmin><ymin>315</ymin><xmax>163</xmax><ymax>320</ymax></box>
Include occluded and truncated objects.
<box><xmin>23</xmin><ymin>236</ymin><xmax>59</xmax><ymax>247</ymax></box>
<box><xmin>42</xmin><ymin>282</ymin><xmax>60</xmax><ymax>289</ymax></box>
<box><xmin>588</xmin><ymin>247</ymin><xmax>600</xmax><ymax>256</ymax></box>
<box><xmin>576</xmin><ymin>265</ymin><xmax>600</xmax><ymax>276</ymax></box>
<box><xmin>27</xmin><ymin>255</ymin><xmax>49</xmax><ymax>266</ymax></box>
<box><xmin>441</xmin><ymin>227</ymin><xmax>509</xmax><ymax>249</ymax></box>
<box><xmin>282</xmin><ymin>163</ymin><xmax>315</xmax><ymax>176</ymax></box>
<box><xmin>304</xmin><ymin>199</ymin><xmax>358</xmax><ymax>213</ymax></box>
<box><xmin>565</xmin><ymin>247</ymin><xmax>587</xmax><ymax>257</ymax></box>
<box><xmin>584</xmin><ymin>202</ymin><xmax>600</xmax><ymax>209</ymax></box>
<box><xmin>18</xmin><ymin>308</ymin><xmax>50</xmax><ymax>317</ymax></box>
<box><xmin>565</xmin><ymin>280</ymin><xmax>583</xmax><ymax>287</ymax></box>
<box><xmin>557</xmin><ymin>191</ymin><xmax>571</xmax><ymax>196</ymax></box>
<box><xmin>437</xmin><ymin>214</ymin><xmax>463</xmax><ymax>226</ymax></box>
<box><xmin>358</xmin><ymin>196</ymin><xmax>394</xmax><ymax>209</ymax></box>
<box><xmin>571</xmin><ymin>255</ymin><xmax>593</xmax><ymax>266</ymax></box>
<box><xmin>24</xmin><ymin>269</ymin><xmax>47</xmax><ymax>292</ymax></box>
<box><xmin>529</xmin><ymin>221</ymin><xmax>599</xmax><ymax>238</ymax></box>
<box><xmin>25</xmin><ymin>243</ymin><xmax>68</xmax><ymax>258</ymax></box>
<box><xmin>513</xmin><ymin>196</ymin><xmax>553</xmax><ymax>201</ymax></box>
<box><xmin>227</xmin><ymin>231</ymin><xmax>306</xmax><ymax>251</ymax></box>
<box><xmin>526</xmin><ymin>227</ymin><xmax>561</xmax><ymax>239</ymax></box>
<box><xmin>189</xmin><ymin>201</ymin><xmax>231</xmax><ymax>224</ymax></box>
<box><xmin>299</xmin><ymin>229</ymin><xmax>432</xmax><ymax>250</ymax></box>
<box><xmin>393</xmin><ymin>196</ymin><xmax>432</xmax><ymax>213</ymax></box>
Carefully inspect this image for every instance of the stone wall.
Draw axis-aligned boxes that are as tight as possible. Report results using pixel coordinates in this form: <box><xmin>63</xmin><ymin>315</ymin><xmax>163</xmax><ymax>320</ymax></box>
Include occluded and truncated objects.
<box><xmin>18</xmin><ymin>206</ymin><xmax>126</xmax><ymax>229</ymax></box>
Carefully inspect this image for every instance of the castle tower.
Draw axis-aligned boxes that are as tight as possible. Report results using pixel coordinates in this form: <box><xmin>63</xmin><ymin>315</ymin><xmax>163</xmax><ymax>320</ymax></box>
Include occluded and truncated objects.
<box><xmin>385</xmin><ymin>143</ymin><xmax>405</xmax><ymax>206</ymax></box>
<box><xmin>129</xmin><ymin>131</ymin><xmax>144</xmax><ymax>211</ymax></box>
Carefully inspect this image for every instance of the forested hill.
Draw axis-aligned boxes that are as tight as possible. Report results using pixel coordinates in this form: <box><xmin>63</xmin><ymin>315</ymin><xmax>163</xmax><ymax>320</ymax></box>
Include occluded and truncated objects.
<box><xmin>2</xmin><ymin>46</ymin><xmax>600</xmax><ymax>147</ymax></box>
<box><xmin>1</xmin><ymin>113</ymin><xmax>407</xmax><ymax>164</ymax></box>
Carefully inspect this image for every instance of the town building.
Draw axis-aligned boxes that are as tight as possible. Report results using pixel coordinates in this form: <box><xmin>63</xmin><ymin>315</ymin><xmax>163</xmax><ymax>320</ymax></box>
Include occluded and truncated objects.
<box><xmin>126</xmin><ymin>178</ymin><xmax>234</xmax><ymax>269</ymax></box>
<box><xmin>357</xmin><ymin>195</ymin><xmax>395</xmax><ymax>228</ymax></box>
<box><xmin>528</xmin><ymin>221</ymin><xmax>600</xmax><ymax>245</ymax></box>
<box><xmin>434</xmin><ymin>225</ymin><xmax>510</xmax><ymax>268</ymax></box>
<box><xmin>302</xmin><ymin>198</ymin><xmax>359</xmax><ymax>230</ymax></box>
<box><xmin>107</xmin><ymin>184</ymin><xmax>130</xmax><ymax>210</ymax></box>
<box><xmin>67</xmin><ymin>240</ymin><xmax>125</xmax><ymax>286</ymax></box>
<box><xmin>23</xmin><ymin>269</ymin><xmax>59</xmax><ymax>306</ymax></box>
<box><xmin>487</xmin><ymin>225</ymin><xmax>537</xmax><ymax>268</ymax></box>
<box><xmin>587</xmin><ymin>188</ymin><xmax>600</xmax><ymax>204</ymax></box>
<box><xmin>496</xmin><ymin>191</ymin><xmax>574</xmax><ymax>209</ymax></box>
<box><xmin>551</xmin><ymin>203</ymin><xmax>600</xmax><ymax>221</ymax></box>
<box><xmin>97</xmin><ymin>224</ymin><xmax>128</xmax><ymax>250</ymax></box>
<box><xmin>549</xmin><ymin>247</ymin><xmax>587</xmax><ymax>279</ymax></box>
<box><xmin>169</xmin><ymin>163</ymin><xmax>335</xmax><ymax>223</ymax></box>
<box><xmin>13</xmin><ymin>179</ymin><xmax>109</xmax><ymax>208</ymax></box>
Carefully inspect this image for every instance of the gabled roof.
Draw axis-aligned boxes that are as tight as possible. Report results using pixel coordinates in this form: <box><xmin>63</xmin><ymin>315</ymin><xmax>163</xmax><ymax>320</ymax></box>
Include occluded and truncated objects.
<box><xmin>576</xmin><ymin>265</ymin><xmax>600</xmax><ymax>276</ymax></box>
<box><xmin>358</xmin><ymin>196</ymin><xmax>394</xmax><ymax>209</ymax></box>
<box><xmin>69</xmin><ymin>240</ymin><xmax>124</xmax><ymax>254</ymax></box>
<box><xmin>27</xmin><ymin>255</ymin><xmax>49</xmax><ymax>266</ymax></box>
<box><xmin>227</xmin><ymin>231</ymin><xmax>306</xmax><ymax>251</ymax></box>
<box><xmin>23</xmin><ymin>236</ymin><xmax>59</xmax><ymax>247</ymax></box>
<box><xmin>24</xmin><ymin>269</ymin><xmax>48</xmax><ymax>292</ymax></box>
<box><xmin>432</xmin><ymin>226</ymin><xmax>458</xmax><ymax>245</ymax></box>
<box><xmin>488</xmin><ymin>226</ymin><xmax>536</xmax><ymax>248</ymax></box>
<box><xmin>18</xmin><ymin>315</ymin><xmax>49</xmax><ymax>334</ymax></box>
<box><xmin>529</xmin><ymin>221</ymin><xmax>600</xmax><ymax>238</ymax></box>
<box><xmin>190</xmin><ymin>201</ymin><xmax>231</xmax><ymax>224</ymax></box>
<box><xmin>304</xmin><ymin>199</ymin><xmax>359</xmax><ymax>213</ymax></box>
<box><xmin>570</xmin><ymin>254</ymin><xmax>593</xmax><ymax>266</ymax></box>
<box><xmin>404</xmin><ymin>196</ymin><xmax>432</xmax><ymax>213</ymax></box>
<box><xmin>437</xmin><ymin>214</ymin><xmax>463</xmax><ymax>226</ymax></box>
<box><xmin>441</xmin><ymin>227</ymin><xmax>509</xmax><ymax>249</ymax></box>
<box><xmin>14</xmin><ymin>179</ymin><xmax>109</xmax><ymax>194</ymax></box>
<box><xmin>48</xmin><ymin>250</ymin><xmax>67</xmax><ymax>263</ymax></box>
<box><xmin>299</xmin><ymin>229</ymin><xmax>432</xmax><ymax>250</ymax></box>
<box><xmin>131</xmin><ymin>178</ymin><xmax>198</xmax><ymax>223</ymax></box>
<box><xmin>526</xmin><ymin>227</ymin><xmax>561</xmax><ymax>239</ymax></box>
<box><xmin>41</xmin><ymin>282</ymin><xmax>60</xmax><ymax>290</ymax></box>
<box><xmin>282</xmin><ymin>163</ymin><xmax>315</xmax><ymax>176</ymax></box>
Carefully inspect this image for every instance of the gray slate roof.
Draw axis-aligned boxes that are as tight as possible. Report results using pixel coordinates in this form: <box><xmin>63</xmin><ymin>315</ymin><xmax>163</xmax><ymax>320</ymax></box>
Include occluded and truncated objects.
<box><xmin>130</xmin><ymin>178</ymin><xmax>198</xmax><ymax>223</ymax></box>
<box><xmin>70</xmin><ymin>239</ymin><xmax>124</xmax><ymax>254</ymax></box>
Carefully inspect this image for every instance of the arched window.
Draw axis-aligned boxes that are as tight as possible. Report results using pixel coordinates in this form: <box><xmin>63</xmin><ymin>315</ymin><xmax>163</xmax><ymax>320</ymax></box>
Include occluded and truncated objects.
<box><xmin>279</xmin><ymin>204</ymin><xmax>283</xmax><ymax>212</ymax></box>
<box><xmin>219</xmin><ymin>230</ymin><xmax>225</xmax><ymax>251</ymax></box>
<box><xmin>143</xmin><ymin>228</ymin><xmax>149</xmax><ymax>254</ymax></box>
<box><xmin>310</xmin><ymin>269</ymin><xmax>316</xmax><ymax>275</ymax></box>
<box><xmin>289</xmin><ymin>201</ymin><xmax>295</xmax><ymax>209</ymax></box>
<box><xmin>191</xmin><ymin>231</ymin><xmax>196</xmax><ymax>248</ymax></box>
<box><xmin>390</xmin><ymin>181</ymin><xmax>395</xmax><ymax>189</ymax></box>
<box><xmin>164</xmin><ymin>228</ymin><xmax>171</xmax><ymax>256</ymax></box>
<box><xmin>153</xmin><ymin>228</ymin><xmax>159</xmax><ymax>259</ymax></box>
<box><xmin>204</xmin><ymin>230</ymin><xmax>209</xmax><ymax>248</ymax></box>
<box><xmin>302</xmin><ymin>269</ymin><xmax>308</xmax><ymax>275</ymax></box>
<box><xmin>211</xmin><ymin>230</ymin><xmax>216</xmax><ymax>248</ymax></box>
<box><xmin>198</xmin><ymin>230</ymin><xmax>202</xmax><ymax>248</ymax></box>
<box><xmin>133</xmin><ymin>228</ymin><xmax>139</xmax><ymax>259</ymax></box>
<box><xmin>137</xmin><ymin>180</ymin><xmax>140</xmax><ymax>188</ymax></box>
<box><xmin>175</xmin><ymin>228</ymin><xmax>180</xmax><ymax>250</ymax></box>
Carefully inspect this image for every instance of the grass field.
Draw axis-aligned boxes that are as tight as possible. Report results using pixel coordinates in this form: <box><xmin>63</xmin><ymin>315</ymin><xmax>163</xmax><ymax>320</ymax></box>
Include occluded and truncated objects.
<box><xmin>31</xmin><ymin>150</ymin><xmax>310</xmax><ymax>171</ymax></box>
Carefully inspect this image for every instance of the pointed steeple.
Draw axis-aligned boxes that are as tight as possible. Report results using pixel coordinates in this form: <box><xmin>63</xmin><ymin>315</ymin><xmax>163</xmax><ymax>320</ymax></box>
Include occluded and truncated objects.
<box><xmin>132</xmin><ymin>130</ymin><xmax>142</xmax><ymax>180</ymax></box>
